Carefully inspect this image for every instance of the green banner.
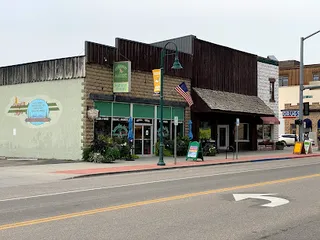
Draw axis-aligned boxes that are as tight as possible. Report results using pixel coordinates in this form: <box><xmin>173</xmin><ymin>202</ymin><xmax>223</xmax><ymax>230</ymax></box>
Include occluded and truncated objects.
<box><xmin>113</xmin><ymin>61</ymin><xmax>131</xmax><ymax>93</ymax></box>
<box><xmin>186</xmin><ymin>141</ymin><xmax>204</xmax><ymax>161</ymax></box>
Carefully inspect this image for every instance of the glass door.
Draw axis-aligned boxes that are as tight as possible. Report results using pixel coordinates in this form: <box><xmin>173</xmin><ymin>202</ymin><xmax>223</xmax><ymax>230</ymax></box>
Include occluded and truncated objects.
<box><xmin>217</xmin><ymin>125</ymin><xmax>229</xmax><ymax>150</ymax></box>
<box><xmin>134</xmin><ymin>125</ymin><xmax>143</xmax><ymax>155</ymax></box>
<box><xmin>134</xmin><ymin>125</ymin><xmax>153</xmax><ymax>156</ymax></box>
<box><xmin>143</xmin><ymin>125</ymin><xmax>152</xmax><ymax>155</ymax></box>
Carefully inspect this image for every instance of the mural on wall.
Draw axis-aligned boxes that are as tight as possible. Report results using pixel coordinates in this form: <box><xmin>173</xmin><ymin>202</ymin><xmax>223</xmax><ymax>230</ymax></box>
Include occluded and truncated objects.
<box><xmin>6</xmin><ymin>96</ymin><xmax>61</xmax><ymax>127</ymax></box>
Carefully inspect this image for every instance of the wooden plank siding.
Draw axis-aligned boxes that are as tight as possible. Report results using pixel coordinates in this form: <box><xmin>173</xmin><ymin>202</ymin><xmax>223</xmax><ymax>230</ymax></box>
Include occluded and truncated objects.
<box><xmin>85</xmin><ymin>41</ymin><xmax>116</xmax><ymax>66</ymax></box>
<box><xmin>85</xmin><ymin>39</ymin><xmax>193</xmax><ymax>79</ymax></box>
<box><xmin>0</xmin><ymin>56</ymin><xmax>86</xmax><ymax>86</ymax></box>
<box><xmin>115</xmin><ymin>38</ymin><xmax>193</xmax><ymax>79</ymax></box>
<box><xmin>280</xmin><ymin>64</ymin><xmax>320</xmax><ymax>86</ymax></box>
<box><xmin>192</xmin><ymin>39</ymin><xmax>258</xmax><ymax>96</ymax></box>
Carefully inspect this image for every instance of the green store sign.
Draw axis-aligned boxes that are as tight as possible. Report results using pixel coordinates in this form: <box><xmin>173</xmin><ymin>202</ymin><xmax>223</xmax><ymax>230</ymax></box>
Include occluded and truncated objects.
<box><xmin>113</xmin><ymin>61</ymin><xmax>131</xmax><ymax>93</ymax></box>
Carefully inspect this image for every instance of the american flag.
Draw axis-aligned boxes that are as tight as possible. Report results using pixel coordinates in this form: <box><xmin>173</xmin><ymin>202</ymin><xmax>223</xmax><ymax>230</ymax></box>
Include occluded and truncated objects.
<box><xmin>174</xmin><ymin>82</ymin><xmax>194</xmax><ymax>107</ymax></box>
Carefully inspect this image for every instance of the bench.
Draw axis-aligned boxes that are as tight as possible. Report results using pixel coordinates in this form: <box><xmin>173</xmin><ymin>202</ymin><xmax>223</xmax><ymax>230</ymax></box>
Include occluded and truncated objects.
<box><xmin>258</xmin><ymin>140</ymin><xmax>275</xmax><ymax>151</ymax></box>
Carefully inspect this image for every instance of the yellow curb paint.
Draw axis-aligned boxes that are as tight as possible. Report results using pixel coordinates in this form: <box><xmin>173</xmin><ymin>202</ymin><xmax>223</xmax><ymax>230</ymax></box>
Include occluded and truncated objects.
<box><xmin>0</xmin><ymin>173</ymin><xmax>319</xmax><ymax>231</ymax></box>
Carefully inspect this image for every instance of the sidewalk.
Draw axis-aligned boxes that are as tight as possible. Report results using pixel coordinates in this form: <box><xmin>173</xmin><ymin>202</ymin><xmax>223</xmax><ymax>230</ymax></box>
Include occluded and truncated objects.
<box><xmin>0</xmin><ymin>148</ymin><xmax>320</xmax><ymax>187</ymax></box>
<box><xmin>53</xmin><ymin>148</ymin><xmax>320</xmax><ymax>179</ymax></box>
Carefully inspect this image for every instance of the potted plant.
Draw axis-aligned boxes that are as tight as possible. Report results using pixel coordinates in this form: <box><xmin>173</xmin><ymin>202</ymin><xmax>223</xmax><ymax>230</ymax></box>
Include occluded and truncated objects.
<box><xmin>275</xmin><ymin>141</ymin><xmax>285</xmax><ymax>150</ymax></box>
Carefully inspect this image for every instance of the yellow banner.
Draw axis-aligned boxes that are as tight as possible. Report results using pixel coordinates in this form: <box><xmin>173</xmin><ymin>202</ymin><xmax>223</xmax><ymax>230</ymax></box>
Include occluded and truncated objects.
<box><xmin>152</xmin><ymin>69</ymin><xmax>161</xmax><ymax>94</ymax></box>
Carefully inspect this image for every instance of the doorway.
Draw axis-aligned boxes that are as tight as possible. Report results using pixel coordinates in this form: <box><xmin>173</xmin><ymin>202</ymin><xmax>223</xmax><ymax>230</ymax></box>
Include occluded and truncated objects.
<box><xmin>217</xmin><ymin>125</ymin><xmax>229</xmax><ymax>150</ymax></box>
<box><xmin>134</xmin><ymin>124</ymin><xmax>153</xmax><ymax>156</ymax></box>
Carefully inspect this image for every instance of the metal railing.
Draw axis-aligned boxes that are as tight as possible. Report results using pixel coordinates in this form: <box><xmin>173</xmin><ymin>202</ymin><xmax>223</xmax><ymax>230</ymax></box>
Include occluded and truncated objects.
<box><xmin>225</xmin><ymin>146</ymin><xmax>235</xmax><ymax>160</ymax></box>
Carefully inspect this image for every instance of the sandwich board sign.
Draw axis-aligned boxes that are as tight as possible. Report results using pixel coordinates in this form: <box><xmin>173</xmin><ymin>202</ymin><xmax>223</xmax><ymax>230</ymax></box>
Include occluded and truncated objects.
<box><xmin>293</xmin><ymin>142</ymin><xmax>305</xmax><ymax>154</ymax></box>
<box><xmin>304</xmin><ymin>140</ymin><xmax>313</xmax><ymax>154</ymax></box>
<box><xmin>186</xmin><ymin>141</ymin><xmax>204</xmax><ymax>161</ymax></box>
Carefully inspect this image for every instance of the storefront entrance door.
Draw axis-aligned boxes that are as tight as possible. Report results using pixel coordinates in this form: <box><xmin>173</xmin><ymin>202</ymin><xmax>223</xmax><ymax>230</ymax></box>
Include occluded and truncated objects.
<box><xmin>134</xmin><ymin>124</ymin><xmax>153</xmax><ymax>156</ymax></box>
<box><xmin>217</xmin><ymin>125</ymin><xmax>229</xmax><ymax>150</ymax></box>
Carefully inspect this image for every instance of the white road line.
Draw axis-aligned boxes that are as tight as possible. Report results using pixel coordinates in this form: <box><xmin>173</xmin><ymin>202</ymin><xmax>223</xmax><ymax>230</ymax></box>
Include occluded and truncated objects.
<box><xmin>0</xmin><ymin>161</ymin><xmax>319</xmax><ymax>203</ymax></box>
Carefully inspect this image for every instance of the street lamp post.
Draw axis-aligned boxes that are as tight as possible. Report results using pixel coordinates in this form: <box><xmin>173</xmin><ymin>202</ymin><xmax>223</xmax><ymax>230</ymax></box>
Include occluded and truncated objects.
<box><xmin>299</xmin><ymin>29</ymin><xmax>320</xmax><ymax>142</ymax></box>
<box><xmin>157</xmin><ymin>42</ymin><xmax>183</xmax><ymax>166</ymax></box>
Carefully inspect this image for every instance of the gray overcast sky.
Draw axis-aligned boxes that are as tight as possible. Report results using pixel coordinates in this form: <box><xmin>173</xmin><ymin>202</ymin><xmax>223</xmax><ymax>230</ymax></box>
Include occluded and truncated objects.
<box><xmin>0</xmin><ymin>0</ymin><xmax>319</xmax><ymax>67</ymax></box>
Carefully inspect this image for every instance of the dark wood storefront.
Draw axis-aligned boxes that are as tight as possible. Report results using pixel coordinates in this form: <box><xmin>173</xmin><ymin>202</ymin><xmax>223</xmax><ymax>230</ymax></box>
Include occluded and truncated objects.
<box><xmin>191</xmin><ymin>88</ymin><xmax>276</xmax><ymax>151</ymax></box>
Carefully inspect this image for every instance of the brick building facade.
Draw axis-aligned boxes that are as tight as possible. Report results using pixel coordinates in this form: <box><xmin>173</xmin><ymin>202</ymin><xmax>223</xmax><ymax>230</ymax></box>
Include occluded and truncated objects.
<box><xmin>283</xmin><ymin>102</ymin><xmax>320</xmax><ymax>137</ymax></box>
<box><xmin>257</xmin><ymin>57</ymin><xmax>280</xmax><ymax>141</ymax></box>
<box><xmin>83</xmin><ymin>63</ymin><xmax>191</xmax><ymax>155</ymax></box>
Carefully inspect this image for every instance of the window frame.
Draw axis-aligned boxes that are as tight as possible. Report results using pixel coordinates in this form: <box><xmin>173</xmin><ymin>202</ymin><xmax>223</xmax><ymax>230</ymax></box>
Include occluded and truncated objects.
<box><xmin>312</xmin><ymin>73</ymin><xmax>319</xmax><ymax>81</ymax></box>
<box><xmin>237</xmin><ymin>123</ymin><xmax>250</xmax><ymax>142</ymax></box>
<box><xmin>279</xmin><ymin>76</ymin><xmax>289</xmax><ymax>87</ymax></box>
<box><xmin>269</xmin><ymin>78</ymin><xmax>275</xmax><ymax>102</ymax></box>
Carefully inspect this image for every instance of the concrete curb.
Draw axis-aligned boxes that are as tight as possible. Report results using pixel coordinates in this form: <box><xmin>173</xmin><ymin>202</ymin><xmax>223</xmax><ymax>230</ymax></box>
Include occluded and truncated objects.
<box><xmin>64</xmin><ymin>154</ymin><xmax>320</xmax><ymax>180</ymax></box>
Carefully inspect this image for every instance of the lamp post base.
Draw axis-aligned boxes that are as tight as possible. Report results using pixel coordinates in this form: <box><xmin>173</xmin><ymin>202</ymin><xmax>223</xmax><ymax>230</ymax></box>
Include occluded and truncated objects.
<box><xmin>157</xmin><ymin>161</ymin><xmax>166</xmax><ymax>166</ymax></box>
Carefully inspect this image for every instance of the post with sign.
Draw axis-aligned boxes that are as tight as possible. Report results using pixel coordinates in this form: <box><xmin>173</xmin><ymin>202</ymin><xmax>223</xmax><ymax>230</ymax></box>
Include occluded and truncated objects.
<box><xmin>174</xmin><ymin>116</ymin><xmax>178</xmax><ymax>165</ymax></box>
<box><xmin>236</xmin><ymin>118</ymin><xmax>239</xmax><ymax>159</ymax></box>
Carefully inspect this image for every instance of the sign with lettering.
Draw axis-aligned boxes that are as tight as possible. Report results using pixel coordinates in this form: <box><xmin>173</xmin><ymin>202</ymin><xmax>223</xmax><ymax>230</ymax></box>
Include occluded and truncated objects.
<box><xmin>113</xmin><ymin>61</ymin><xmax>131</xmax><ymax>93</ymax></box>
<box><xmin>281</xmin><ymin>110</ymin><xmax>299</xmax><ymax>119</ymax></box>
<box><xmin>7</xmin><ymin>96</ymin><xmax>61</xmax><ymax>128</ymax></box>
<box><xmin>186</xmin><ymin>141</ymin><xmax>204</xmax><ymax>161</ymax></box>
<box><xmin>135</xmin><ymin>118</ymin><xmax>152</xmax><ymax>124</ymax></box>
<box><xmin>303</xmin><ymin>95</ymin><xmax>313</xmax><ymax>99</ymax></box>
<box><xmin>304</xmin><ymin>140</ymin><xmax>313</xmax><ymax>154</ymax></box>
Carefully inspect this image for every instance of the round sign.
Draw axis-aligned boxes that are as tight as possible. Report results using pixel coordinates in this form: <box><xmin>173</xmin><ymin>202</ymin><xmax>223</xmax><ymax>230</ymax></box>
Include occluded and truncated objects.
<box><xmin>26</xmin><ymin>99</ymin><xmax>50</xmax><ymax>126</ymax></box>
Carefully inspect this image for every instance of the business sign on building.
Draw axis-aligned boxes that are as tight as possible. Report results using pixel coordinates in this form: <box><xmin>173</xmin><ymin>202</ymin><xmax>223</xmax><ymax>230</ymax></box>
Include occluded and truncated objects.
<box><xmin>113</xmin><ymin>61</ymin><xmax>131</xmax><ymax>93</ymax></box>
<box><xmin>281</xmin><ymin>110</ymin><xmax>299</xmax><ymax>119</ymax></box>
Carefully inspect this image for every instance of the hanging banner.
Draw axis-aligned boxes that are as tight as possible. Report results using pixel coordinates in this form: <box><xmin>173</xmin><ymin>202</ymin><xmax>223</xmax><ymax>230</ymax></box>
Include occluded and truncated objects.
<box><xmin>152</xmin><ymin>69</ymin><xmax>161</xmax><ymax>94</ymax></box>
<box><xmin>113</xmin><ymin>61</ymin><xmax>131</xmax><ymax>93</ymax></box>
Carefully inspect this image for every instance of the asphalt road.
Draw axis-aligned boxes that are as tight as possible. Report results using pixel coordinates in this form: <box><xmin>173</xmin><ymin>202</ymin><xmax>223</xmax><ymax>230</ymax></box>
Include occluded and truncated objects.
<box><xmin>0</xmin><ymin>158</ymin><xmax>319</xmax><ymax>239</ymax></box>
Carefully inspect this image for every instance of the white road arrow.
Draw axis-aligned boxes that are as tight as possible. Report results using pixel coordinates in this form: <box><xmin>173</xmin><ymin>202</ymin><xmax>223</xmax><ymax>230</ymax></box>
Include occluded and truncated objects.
<box><xmin>233</xmin><ymin>193</ymin><xmax>289</xmax><ymax>207</ymax></box>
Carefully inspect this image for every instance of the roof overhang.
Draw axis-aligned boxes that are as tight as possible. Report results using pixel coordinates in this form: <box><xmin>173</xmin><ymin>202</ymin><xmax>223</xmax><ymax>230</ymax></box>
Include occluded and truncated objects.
<box><xmin>193</xmin><ymin>87</ymin><xmax>275</xmax><ymax>116</ymax></box>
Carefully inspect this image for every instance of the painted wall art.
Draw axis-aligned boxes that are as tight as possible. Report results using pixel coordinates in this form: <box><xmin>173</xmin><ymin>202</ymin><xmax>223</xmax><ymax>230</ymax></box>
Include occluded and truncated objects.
<box><xmin>7</xmin><ymin>96</ymin><xmax>61</xmax><ymax>127</ymax></box>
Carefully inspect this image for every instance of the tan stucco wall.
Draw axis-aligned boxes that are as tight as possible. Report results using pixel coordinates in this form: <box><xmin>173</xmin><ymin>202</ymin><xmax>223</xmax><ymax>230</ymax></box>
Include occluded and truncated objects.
<box><xmin>279</xmin><ymin>85</ymin><xmax>320</xmax><ymax>111</ymax></box>
<box><xmin>83</xmin><ymin>64</ymin><xmax>191</xmax><ymax>147</ymax></box>
<box><xmin>0</xmin><ymin>79</ymin><xmax>84</xmax><ymax>160</ymax></box>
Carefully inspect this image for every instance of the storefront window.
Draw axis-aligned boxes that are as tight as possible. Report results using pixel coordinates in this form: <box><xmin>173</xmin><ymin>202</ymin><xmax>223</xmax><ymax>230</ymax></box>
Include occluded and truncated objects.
<box><xmin>157</xmin><ymin>120</ymin><xmax>171</xmax><ymax>140</ymax></box>
<box><xmin>94</xmin><ymin>118</ymin><xmax>111</xmax><ymax>138</ymax></box>
<box><xmin>112</xmin><ymin>117</ymin><xmax>129</xmax><ymax>138</ymax></box>
<box><xmin>238</xmin><ymin>123</ymin><xmax>249</xmax><ymax>141</ymax></box>
<box><xmin>263</xmin><ymin>125</ymin><xmax>272</xmax><ymax>139</ymax></box>
<box><xmin>199</xmin><ymin>121</ymin><xmax>211</xmax><ymax>140</ymax></box>
<box><xmin>171</xmin><ymin>122</ymin><xmax>184</xmax><ymax>139</ymax></box>
<box><xmin>257</xmin><ymin>124</ymin><xmax>272</xmax><ymax>140</ymax></box>
<box><xmin>257</xmin><ymin>125</ymin><xmax>263</xmax><ymax>139</ymax></box>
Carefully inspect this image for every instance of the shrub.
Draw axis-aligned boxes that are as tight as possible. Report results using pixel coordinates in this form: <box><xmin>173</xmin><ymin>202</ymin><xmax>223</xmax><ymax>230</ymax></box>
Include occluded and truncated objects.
<box><xmin>155</xmin><ymin>141</ymin><xmax>173</xmax><ymax>157</ymax></box>
<box><xmin>199</xmin><ymin>128</ymin><xmax>211</xmax><ymax>140</ymax></box>
<box><xmin>103</xmin><ymin>146</ymin><xmax>121</xmax><ymax>163</ymax></box>
<box><xmin>82</xmin><ymin>134</ymin><xmax>128</xmax><ymax>163</ymax></box>
<box><xmin>88</xmin><ymin>152</ymin><xmax>105</xmax><ymax>163</ymax></box>
<box><xmin>155</xmin><ymin>137</ymin><xmax>190</xmax><ymax>157</ymax></box>
<box><xmin>82</xmin><ymin>147</ymin><xmax>93</xmax><ymax>162</ymax></box>
<box><xmin>202</xmin><ymin>142</ymin><xmax>217</xmax><ymax>156</ymax></box>
<box><xmin>176</xmin><ymin>136</ymin><xmax>190</xmax><ymax>156</ymax></box>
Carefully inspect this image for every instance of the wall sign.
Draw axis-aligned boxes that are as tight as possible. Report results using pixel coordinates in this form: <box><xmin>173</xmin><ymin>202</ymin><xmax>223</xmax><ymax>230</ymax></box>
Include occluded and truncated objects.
<box><xmin>113</xmin><ymin>117</ymin><xmax>129</xmax><ymax>122</ymax></box>
<box><xmin>113</xmin><ymin>61</ymin><xmax>131</xmax><ymax>93</ymax></box>
<box><xmin>281</xmin><ymin>110</ymin><xmax>299</xmax><ymax>119</ymax></box>
<box><xmin>135</xmin><ymin>118</ymin><xmax>152</xmax><ymax>124</ymax></box>
<box><xmin>7</xmin><ymin>96</ymin><xmax>61</xmax><ymax>127</ymax></box>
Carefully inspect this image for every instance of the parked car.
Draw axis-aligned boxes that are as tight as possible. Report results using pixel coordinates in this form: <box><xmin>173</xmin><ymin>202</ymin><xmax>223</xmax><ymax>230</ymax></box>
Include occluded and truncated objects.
<box><xmin>278</xmin><ymin>134</ymin><xmax>297</xmax><ymax>146</ymax></box>
<box><xmin>279</xmin><ymin>134</ymin><xmax>315</xmax><ymax>146</ymax></box>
